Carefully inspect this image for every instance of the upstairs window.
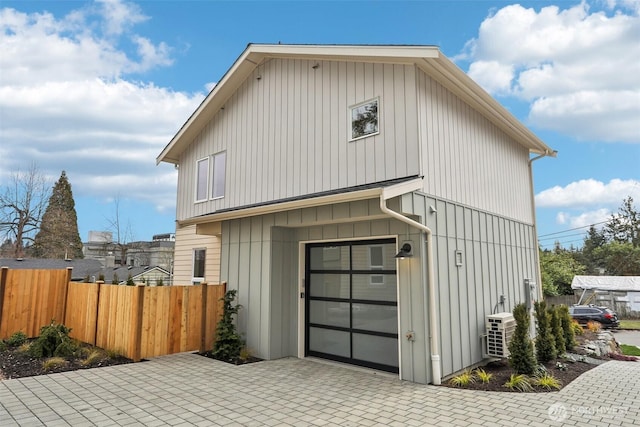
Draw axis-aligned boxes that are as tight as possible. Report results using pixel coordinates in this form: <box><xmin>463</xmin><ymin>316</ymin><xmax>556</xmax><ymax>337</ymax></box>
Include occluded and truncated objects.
<box><xmin>349</xmin><ymin>97</ymin><xmax>379</xmax><ymax>141</ymax></box>
<box><xmin>211</xmin><ymin>151</ymin><xmax>226</xmax><ymax>199</ymax></box>
<box><xmin>195</xmin><ymin>157</ymin><xmax>209</xmax><ymax>202</ymax></box>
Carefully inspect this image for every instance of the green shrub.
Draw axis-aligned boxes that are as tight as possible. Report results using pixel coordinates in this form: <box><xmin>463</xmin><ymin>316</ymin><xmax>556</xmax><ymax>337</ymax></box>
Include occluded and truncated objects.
<box><xmin>156</xmin><ymin>278</ymin><xmax>164</xmax><ymax>287</ymax></box>
<box><xmin>212</xmin><ymin>289</ymin><xmax>244</xmax><ymax>362</ymax></box>
<box><xmin>126</xmin><ymin>274</ymin><xmax>135</xmax><ymax>286</ymax></box>
<box><xmin>535</xmin><ymin>301</ymin><xmax>557</xmax><ymax>363</ymax></box>
<box><xmin>508</xmin><ymin>303</ymin><xmax>537</xmax><ymax>375</ymax></box>
<box><xmin>112</xmin><ymin>273</ymin><xmax>119</xmax><ymax>284</ymax></box>
<box><xmin>0</xmin><ymin>340</ymin><xmax>7</xmax><ymax>352</ymax></box>
<box><xmin>28</xmin><ymin>321</ymin><xmax>78</xmax><ymax>358</ymax></box>
<box><xmin>549</xmin><ymin>305</ymin><xmax>566</xmax><ymax>355</ymax></box>
<box><xmin>558</xmin><ymin>305</ymin><xmax>576</xmax><ymax>351</ymax></box>
<box><xmin>7</xmin><ymin>331</ymin><xmax>27</xmax><ymax>347</ymax></box>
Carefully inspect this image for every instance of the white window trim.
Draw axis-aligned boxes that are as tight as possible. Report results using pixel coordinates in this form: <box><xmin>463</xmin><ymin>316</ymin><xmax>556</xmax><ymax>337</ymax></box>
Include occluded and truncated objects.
<box><xmin>192</xmin><ymin>248</ymin><xmax>206</xmax><ymax>284</ymax></box>
<box><xmin>210</xmin><ymin>151</ymin><xmax>226</xmax><ymax>200</ymax></box>
<box><xmin>348</xmin><ymin>96</ymin><xmax>380</xmax><ymax>142</ymax></box>
<box><xmin>195</xmin><ymin>157</ymin><xmax>209</xmax><ymax>203</ymax></box>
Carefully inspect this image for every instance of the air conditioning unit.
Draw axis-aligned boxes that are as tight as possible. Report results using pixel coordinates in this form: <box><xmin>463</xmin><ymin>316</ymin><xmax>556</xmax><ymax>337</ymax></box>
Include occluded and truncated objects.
<box><xmin>485</xmin><ymin>312</ymin><xmax>516</xmax><ymax>358</ymax></box>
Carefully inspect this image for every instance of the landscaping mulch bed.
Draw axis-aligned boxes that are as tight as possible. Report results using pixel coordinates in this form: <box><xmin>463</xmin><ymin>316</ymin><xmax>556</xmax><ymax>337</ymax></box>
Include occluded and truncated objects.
<box><xmin>444</xmin><ymin>357</ymin><xmax>596</xmax><ymax>392</ymax></box>
<box><xmin>197</xmin><ymin>351</ymin><xmax>262</xmax><ymax>365</ymax></box>
<box><xmin>0</xmin><ymin>343</ymin><xmax>133</xmax><ymax>380</ymax></box>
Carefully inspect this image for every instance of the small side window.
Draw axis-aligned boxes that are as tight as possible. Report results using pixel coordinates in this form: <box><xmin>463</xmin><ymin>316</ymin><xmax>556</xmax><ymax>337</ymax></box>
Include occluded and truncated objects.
<box><xmin>192</xmin><ymin>248</ymin><xmax>206</xmax><ymax>284</ymax></box>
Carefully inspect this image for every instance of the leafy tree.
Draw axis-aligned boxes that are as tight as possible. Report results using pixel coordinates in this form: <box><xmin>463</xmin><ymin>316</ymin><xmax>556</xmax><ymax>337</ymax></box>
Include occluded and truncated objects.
<box><xmin>0</xmin><ymin>163</ymin><xmax>50</xmax><ymax>257</ymax></box>
<box><xmin>534</xmin><ymin>301</ymin><xmax>556</xmax><ymax>363</ymax></box>
<box><xmin>508</xmin><ymin>303</ymin><xmax>536</xmax><ymax>375</ymax></box>
<box><xmin>580</xmin><ymin>225</ymin><xmax>607</xmax><ymax>274</ymax></box>
<box><xmin>593</xmin><ymin>241</ymin><xmax>640</xmax><ymax>275</ymax></box>
<box><xmin>539</xmin><ymin>249</ymin><xmax>585</xmax><ymax>296</ymax></box>
<box><xmin>31</xmin><ymin>171</ymin><xmax>83</xmax><ymax>259</ymax></box>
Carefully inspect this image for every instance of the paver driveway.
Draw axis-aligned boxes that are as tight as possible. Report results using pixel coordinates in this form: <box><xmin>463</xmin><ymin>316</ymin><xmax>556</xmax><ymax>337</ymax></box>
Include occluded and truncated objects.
<box><xmin>1</xmin><ymin>353</ymin><xmax>638</xmax><ymax>426</ymax></box>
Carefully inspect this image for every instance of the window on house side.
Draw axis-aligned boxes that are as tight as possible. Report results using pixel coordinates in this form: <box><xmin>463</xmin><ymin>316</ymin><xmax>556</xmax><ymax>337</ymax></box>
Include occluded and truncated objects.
<box><xmin>193</xmin><ymin>248</ymin><xmax>206</xmax><ymax>283</ymax></box>
<box><xmin>195</xmin><ymin>157</ymin><xmax>209</xmax><ymax>202</ymax></box>
<box><xmin>350</xmin><ymin>98</ymin><xmax>379</xmax><ymax>141</ymax></box>
<box><xmin>211</xmin><ymin>151</ymin><xmax>226</xmax><ymax>199</ymax></box>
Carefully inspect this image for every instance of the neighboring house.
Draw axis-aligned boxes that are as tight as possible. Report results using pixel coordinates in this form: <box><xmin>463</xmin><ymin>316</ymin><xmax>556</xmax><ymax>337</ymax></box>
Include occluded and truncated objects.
<box><xmin>157</xmin><ymin>44</ymin><xmax>555</xmax><ymax>384</ymax></box>
<box><xmin>0</xmin><ymin>258</ymin><xmax>103</xmax><ymax>281</ymax></box>
<box><xmin>91</xmin><ymin>265</ymin><xmax>171</xmax><ymax>286</ymax></box>
<box><xmin>572</xmin><ymin>275</ymin><xmax>640</xmax><ymax>317</ymax></box>
<box><xmin>83</xmin><ymin>231</ymin><xmax>175</xmax><ymax>271</ymax></box>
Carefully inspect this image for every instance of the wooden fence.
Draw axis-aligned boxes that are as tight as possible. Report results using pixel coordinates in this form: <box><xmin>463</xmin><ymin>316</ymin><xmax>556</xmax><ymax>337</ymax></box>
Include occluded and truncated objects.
<box><xmin>0</xmin><ymin>267</ymin><xmax>226</xmax><ymax>361</ymax></box>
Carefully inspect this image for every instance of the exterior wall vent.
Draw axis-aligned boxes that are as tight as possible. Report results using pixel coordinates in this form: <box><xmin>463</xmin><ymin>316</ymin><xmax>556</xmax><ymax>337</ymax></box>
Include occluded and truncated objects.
<box><xmin>485</xmin><ymin>312</ymin><xmax>516</xmax><ymax>358</ymax></box>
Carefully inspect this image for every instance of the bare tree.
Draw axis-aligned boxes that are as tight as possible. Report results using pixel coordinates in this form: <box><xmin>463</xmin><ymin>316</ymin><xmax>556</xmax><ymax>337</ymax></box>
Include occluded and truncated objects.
<box><xmin>105</xmin><ymin>195</ymin><xmax>135</xmax><ymax>266</ymax></box>
<box><xmin>0</xmin><ymin>163</ymin><xmax>51</xmax><ymax>258</ymax></box>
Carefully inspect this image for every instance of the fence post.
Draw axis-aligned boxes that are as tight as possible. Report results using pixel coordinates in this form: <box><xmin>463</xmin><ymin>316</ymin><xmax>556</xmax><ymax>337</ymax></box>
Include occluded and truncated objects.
<box><xmin>62</xmin><ymin>267</ymin><xmax>73</xmax><ymax>325</ymax></box>
<box><xmin>93</xmin><ymin>281</ymin><xmax>104</xmax><ymax>346</ymax></box>
<box><xmin>131</xmin><ymin>285</ymin><xmax>145</xmax><ymax>362</ymax></box>
<box><xmin>0</xmin><ymin>267</ymin><xmax>7</xmax><ymax>331</ymax></box>
<box><xmin>200</xmin><ymin>283</ymin><xmax>209</xmax><ymax>353</ymax></box>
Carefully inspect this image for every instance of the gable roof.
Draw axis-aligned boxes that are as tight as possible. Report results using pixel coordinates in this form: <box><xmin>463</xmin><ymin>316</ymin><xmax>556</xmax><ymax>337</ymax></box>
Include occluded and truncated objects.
<box><xmin>92</xmin><ymin>265</ymin><xmax>170</xmax><ymax>283</ymax></box>
<box><xmin>157</xmin><ymin>44</ymin><xmax>554</xmax><ymax>165</ymax></box>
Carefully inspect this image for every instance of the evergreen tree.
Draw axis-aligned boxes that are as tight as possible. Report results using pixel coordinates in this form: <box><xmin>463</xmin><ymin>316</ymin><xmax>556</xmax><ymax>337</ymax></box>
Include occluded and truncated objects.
<box><xmin>558</xmin><ymin>305</ymin><xmax>576</xmax><ymax>351</ymax></box>
<box><xmin>508</xmin><ymin>303</ymin><xmax>536</xmax><ymax>375</ymax></box>
<box><xmin>31</xmin><ymin>171</ymin><xmax>83</xmax><ymax>259</ymax></box>
<box><xmin>534</xmin><ymin>301</ymin><xmax>556</xmax><ymax>363</ymax></box>
<box><xmin>549</xmin><ymin>305</ymin><xmax>566</xmax><ymax>355</ymax></box>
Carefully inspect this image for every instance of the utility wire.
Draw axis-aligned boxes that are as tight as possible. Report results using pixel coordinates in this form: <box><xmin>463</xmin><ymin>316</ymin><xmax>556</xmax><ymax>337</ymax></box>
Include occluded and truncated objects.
<box><xmin>537</xmin><ymin>220</ymin><xmax>609</xmax><ymax>238</ymax></box>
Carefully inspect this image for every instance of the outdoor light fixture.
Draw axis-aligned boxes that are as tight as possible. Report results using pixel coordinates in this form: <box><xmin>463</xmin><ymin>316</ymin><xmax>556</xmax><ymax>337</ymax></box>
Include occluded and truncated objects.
<box><xmin>395</xmin><ymin>243</ymin><xmax>413</xmax><ymax>259</ymax></box>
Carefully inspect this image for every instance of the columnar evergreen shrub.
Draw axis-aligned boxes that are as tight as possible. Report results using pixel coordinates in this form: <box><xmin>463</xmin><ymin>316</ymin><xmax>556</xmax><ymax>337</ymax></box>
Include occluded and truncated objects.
<box><xmin>535</xmin><ymin>301</ymin><xmax>557</xmax><ymax>363</ymax></box>
<box><xmin>126</xmin><ymin>274</ymin><xmax>135</xmax><ymax>286</ymax></box>
<box><xmin>559</xmin><ymin>305</ymin><xmax>576</xmax><ymax>351</ymax></box>
<box><xmin>112</xmin><ymin>273</ymin><xmax>118</xmax><ymax>284</ymax></box>
<box><xmin>508</xmin><ymin>303</ymin><xmax>536</xmax><ymax>375</ymax></box>
<box><xmin>549</xmin><ymin>305</ymin><xmax>566</xmax><ymax>355</ymax></box>
<box><xmin>212</xmin><ymin>290</ymin><xmax>244</xmax><ymax>362</ymax></box>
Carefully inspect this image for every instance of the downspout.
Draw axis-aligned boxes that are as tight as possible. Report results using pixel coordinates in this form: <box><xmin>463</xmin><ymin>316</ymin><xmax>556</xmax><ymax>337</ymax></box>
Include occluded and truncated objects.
<box><xmin>528</xmin><ymin>150</ymin><xmax>556</xmax><ymax>335</ymax></box>
<box><xmin>379</xmin><ymin>192</ymin><xmax>441</xmax><ymax>385</ymax></box>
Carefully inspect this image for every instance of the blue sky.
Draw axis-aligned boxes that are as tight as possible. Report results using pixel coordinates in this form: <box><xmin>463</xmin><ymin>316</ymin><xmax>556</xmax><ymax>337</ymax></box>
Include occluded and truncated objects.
<box><xmin>1</xmin><ymin>0</ymin><xmax>639</xmax><ymax>249</ymax></box>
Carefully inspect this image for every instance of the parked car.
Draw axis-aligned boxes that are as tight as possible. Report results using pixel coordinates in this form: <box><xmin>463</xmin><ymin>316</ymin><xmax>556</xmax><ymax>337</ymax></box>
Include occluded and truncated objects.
<box><xmin>569</xmin><ymin>305</ymin><xmax>620</xmax><ymax>329</ymax></box>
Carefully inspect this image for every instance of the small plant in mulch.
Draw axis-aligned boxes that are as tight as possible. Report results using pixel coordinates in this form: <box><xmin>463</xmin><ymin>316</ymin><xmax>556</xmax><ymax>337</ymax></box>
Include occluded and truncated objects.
<box><xmin>449</xmin><ymin>370</ymin><xmax>476</xmax><ymax>387</ymax></box>
<box><xmin>6</xmin><ymin>331</ymin><xmax>27</xmax><ymax>347</ymax></box>
<box><xmin>199</xmin><ymin>290</ymin><xmax>261</xmax><ymax>365</ymax></box>
<box><xmin>42</xmin><ymin>357</ymin><xmax>67</xmax><ymax>371</ymax></box>
<box><xmin>587</xmin><ymin>320</ymin><xmax>602</xmax><ymax>332</ymax></box>
<box><xmin>475</xmin><ymin>368</ymin><xmax>493</xmax><ymax>384</ymax></box>
<box><xmin>504</xmin><ymin>374</ymin><xmax>533</xmax><ymax>392</ymax></box>
<box><xmin>534</xmin><ymin>373</ymin><xmax>562</xmax><ymax>390</ymax></box>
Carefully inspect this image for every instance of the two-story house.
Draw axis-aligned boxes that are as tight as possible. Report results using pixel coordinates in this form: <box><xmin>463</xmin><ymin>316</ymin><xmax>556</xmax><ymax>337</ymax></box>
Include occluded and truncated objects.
<box><xmin>157</xmin><ymin>44</ymin><xmax>555</xmax><ymax>384</ymax></box>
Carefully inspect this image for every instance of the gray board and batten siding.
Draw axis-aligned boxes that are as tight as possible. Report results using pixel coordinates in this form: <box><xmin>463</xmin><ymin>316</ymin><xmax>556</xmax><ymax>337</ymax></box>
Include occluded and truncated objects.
<box><xmin>220</xmin><ymin>194</ymin><xmax>538</xmax><ymax>384</ymax></box>
<box><xmin>176</xmin><ymin>58</ymin><xmax>533</xmax><ymax>225</ymax></box>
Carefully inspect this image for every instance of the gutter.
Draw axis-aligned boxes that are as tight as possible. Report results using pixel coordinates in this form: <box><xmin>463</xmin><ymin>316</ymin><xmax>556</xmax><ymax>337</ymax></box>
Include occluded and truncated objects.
<box><xmin>379</xmin><ymin>185</ymin><xmax>441</xmax><ymax>385</ymax></box>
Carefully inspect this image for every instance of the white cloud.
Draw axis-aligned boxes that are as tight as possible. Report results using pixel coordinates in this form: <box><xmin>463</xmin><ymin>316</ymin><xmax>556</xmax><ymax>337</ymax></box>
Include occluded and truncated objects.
<box><xmin>462</xmin><ymin>1</ymin><xmax>640</xmax><ymax>143</ymax></box>
<box><xmin>536</xmin><ymin>178</ymin><xmax>640</xmax><ymax>207</ymax></box>
<box><xmin>0</xmin><ymin>1</ymin><xmax>204</xmax><ymax>213</ymax></box>
<box><xmin>556</xmin><ymin>208</ymin><xmax>611</xmax><ymax>229</ymax></box>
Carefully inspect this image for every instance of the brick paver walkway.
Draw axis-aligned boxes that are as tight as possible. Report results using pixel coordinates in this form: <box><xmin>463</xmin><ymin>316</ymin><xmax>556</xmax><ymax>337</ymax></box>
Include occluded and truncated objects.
<box><xmin>1</xmin><ymin>353</ymin><xmax>638</xmax><ymax>426</ymax></box>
